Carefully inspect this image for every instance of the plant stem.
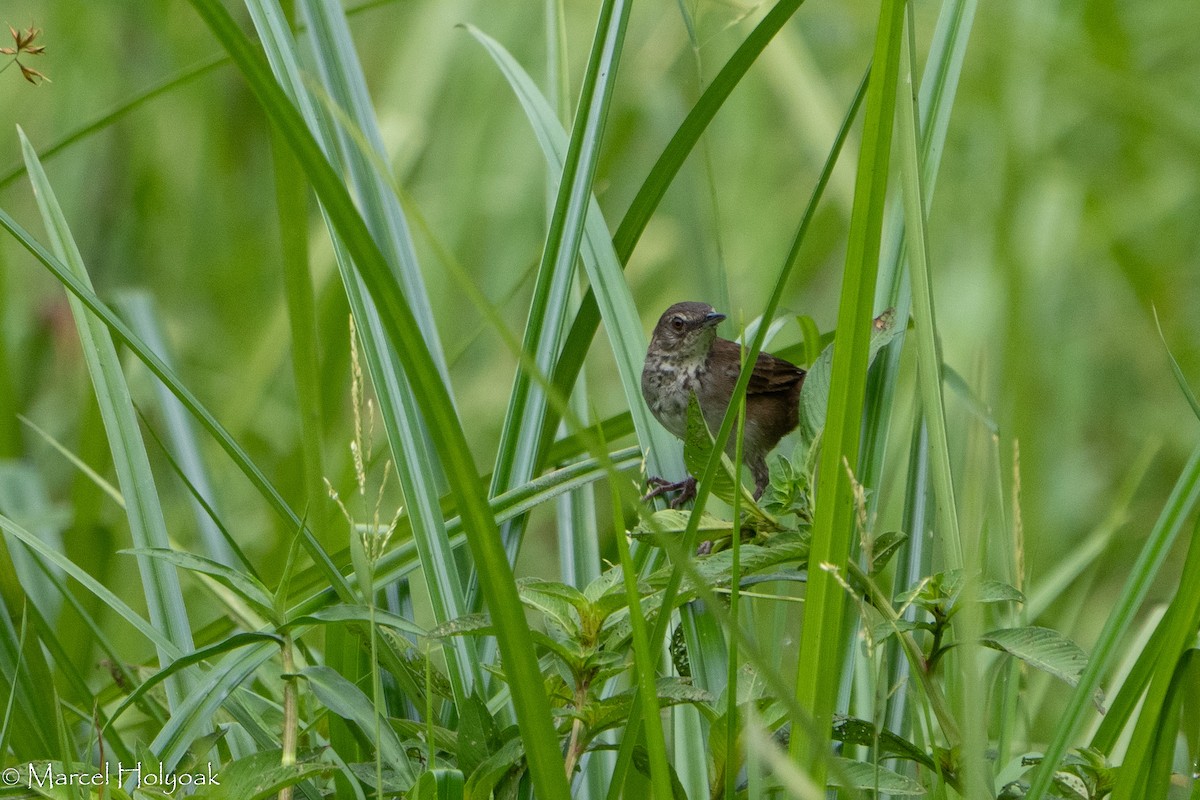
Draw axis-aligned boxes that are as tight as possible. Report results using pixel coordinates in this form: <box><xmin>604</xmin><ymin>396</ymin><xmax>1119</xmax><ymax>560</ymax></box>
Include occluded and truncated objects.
<box><xmin>279</xmin><ymin>633</ymin><xmax>298</xmax><ymax>800</ymax></box>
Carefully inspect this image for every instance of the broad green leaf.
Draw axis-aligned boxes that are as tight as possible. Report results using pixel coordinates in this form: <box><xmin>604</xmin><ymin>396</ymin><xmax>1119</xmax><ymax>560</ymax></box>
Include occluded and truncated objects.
<box><xmin>832</xmin><ymin>715</ymin><xmax>936</xmax><ymax>769</ymax></box>
<box><xmin>189</xmin><ymin>750</ymin><xmax>328</xmax><ymax>800</ymax></box>
<box><xmin>826</xmin><ymin>757</ymin><xmax>926</xmax><ymax>795</ymax></box>
<box><xmin>409</xmin><ymin>770</ymin><xmax>465</xmax><ymax>800</ymax></box>
<box><xmin>982</xmin><ymin>627</ymin><xmax>1091</xmax><ymax>692</ymax></box>
<box><xmin>632</xmin><ymin>509</ymin><xmax>735</xmax><ymax>538</ymax></box>
<box><xmin>299</xmin><ymin>665</ymin><xmax>414</xmax><ymax>783</ymax></box>
<box><xmin>457</xmin><ymin>693</ymin><xmax>501</xmax><ymax>780</ymax></box>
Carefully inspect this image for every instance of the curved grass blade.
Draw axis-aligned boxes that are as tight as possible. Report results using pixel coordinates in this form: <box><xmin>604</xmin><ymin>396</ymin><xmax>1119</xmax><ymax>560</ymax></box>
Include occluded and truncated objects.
<box><xmin>0</xmin><ymin>511</ymin><xmax>173</xmax><ymax>653</ymax></box>
<box><xmin>180</xmin><ymin>8</ymin><xmax>569</xmax><ymax>787</ymax></box>
<box><xmin>463</xmin><ymin>23</ymin><xmax>676</xmax><ymax>478</ymax></box>
<box><xmin>296</xmin><ymin>0</ymin><xmax>452</xmax><ymax>383</ymax></box>
<box><xmin>245</xmin><ymin>0</ymin><xmax>480</xmax><ymax>700</ymax></box>
<box><xmin>19</xmin><ymin>130</ymin><xmax>196</xmax><ymax>708</ymax></box>
<box><xmin>0</xmin><ymin>207</ymin><xmax>357</xmax><ymax>606</ymax></box>
<box><xmin>118</xmin><ymin>291</ymin><xmax>238</xmax><ymax>566</ymax></box>
<box><xmin>482</xmin><ymin>0</ymin><xmax>639</xmax><ymax>582</ymax></box>
<box><xmin>1108</xmin><ymin>517</ymin><xmax>1200</xmax><ymax>800</ymax></box>
<box><xmin>1026</xmin><ymin>443</ymin><xmax>1200</xmax><ymax>798</ymax></box>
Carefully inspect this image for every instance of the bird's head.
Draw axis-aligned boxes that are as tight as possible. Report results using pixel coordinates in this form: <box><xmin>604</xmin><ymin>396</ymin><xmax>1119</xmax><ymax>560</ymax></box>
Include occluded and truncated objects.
<box><xmin>648</xmin><ymin>301</ymin><xmax>726</xmax><ymax>360</ymax></box>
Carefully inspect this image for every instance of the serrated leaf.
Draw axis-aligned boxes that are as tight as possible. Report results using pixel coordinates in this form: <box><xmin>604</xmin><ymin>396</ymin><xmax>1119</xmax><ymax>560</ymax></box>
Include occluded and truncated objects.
<box><xmin>832</xmin><ymin>715</ymin><xmax>936</xmax><ymax>769</ymax></box>
<box><xmin>573</xmin><ymin>678</ymin><xmax>713</xmax><ymax>743</ymax></box>
<box><xmin>982</xmin><ymin>627</ymin><xmax>1098</xmax><ymax>707</ymax></box>
<box><xmin>188</xmin><ymin>750</ymin><xmax>329</xmax><ymax>800</ymax></box>
<box><xmin>299</xmin><ymin>665</ymin><xmax>413</xmax><ymax>781</ymax></box>
<box><xmin>683</xmin><ymin>392</ymin><xmax>744</xmax><ymax>505</ymax></box>
<box><xmin>827</xmin><ymin>756</ymin><xmax>926</xmax><ymax>795</ymax></box>
<box><xmin>517</xmin><ymin>580</ymin><xmax>582</xmax><ymax>639</ymax></box>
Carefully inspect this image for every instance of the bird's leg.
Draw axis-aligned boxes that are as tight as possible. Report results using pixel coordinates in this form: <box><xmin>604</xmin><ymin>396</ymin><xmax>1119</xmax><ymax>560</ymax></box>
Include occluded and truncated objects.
<box><xmin>642</xmin><ymin>475</ymin><xmax>698</xmax><ymax>508</ymax></box>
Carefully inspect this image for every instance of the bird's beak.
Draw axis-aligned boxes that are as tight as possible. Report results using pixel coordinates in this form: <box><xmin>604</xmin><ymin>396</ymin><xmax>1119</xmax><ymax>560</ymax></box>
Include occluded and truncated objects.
<box><xmin>703</xmin><ymin>312</ymin><xmax>726</xmax><ymax>327</ymax></box>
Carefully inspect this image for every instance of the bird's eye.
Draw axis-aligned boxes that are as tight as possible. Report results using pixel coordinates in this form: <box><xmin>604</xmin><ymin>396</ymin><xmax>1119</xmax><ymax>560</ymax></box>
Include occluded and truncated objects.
<box><xmin>670</xmin><ymin>316</ymin><xmax>685</xmax><ymax>332</ymax></box>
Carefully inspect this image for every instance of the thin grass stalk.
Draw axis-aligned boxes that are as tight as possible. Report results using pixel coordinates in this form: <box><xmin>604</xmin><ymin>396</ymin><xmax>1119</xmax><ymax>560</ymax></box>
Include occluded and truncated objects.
<box><xmin>895</xmin><ymin>13</ymin><xmax>989</xmax><ymax>793</ymax></box>
<box><xmin>724</xmin><ymin>389</ymin><xmax>748</xmax><ymax>800</ymax></box>
<box><xmin>860</xmin><ymin>10</ymin><xmax>978</xmax><ymax>747</ymax></box>
<box><xmin>790</xmin><ymin>0</ymin><xmax>906</xmax><ymax>783</ymax></box>
<box><xmin>1025</xmin><ymin>441</ymin><xmax>1200</xmax><ymax>798</ymax></box>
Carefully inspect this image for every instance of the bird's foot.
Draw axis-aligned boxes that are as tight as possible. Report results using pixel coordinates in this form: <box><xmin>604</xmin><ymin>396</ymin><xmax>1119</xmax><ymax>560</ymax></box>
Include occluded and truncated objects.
<box><xmin>642</xmin><ymin>475</ymin><xmax>698</xmax><ymax>508</ymax></box>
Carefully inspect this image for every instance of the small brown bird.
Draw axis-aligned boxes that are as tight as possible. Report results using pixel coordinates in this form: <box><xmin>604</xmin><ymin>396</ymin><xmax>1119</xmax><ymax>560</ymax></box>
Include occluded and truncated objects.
<box><xmin>641</xmin><ymin>301</ymin><xmax>805</xmax><ymax>504</ymax></box>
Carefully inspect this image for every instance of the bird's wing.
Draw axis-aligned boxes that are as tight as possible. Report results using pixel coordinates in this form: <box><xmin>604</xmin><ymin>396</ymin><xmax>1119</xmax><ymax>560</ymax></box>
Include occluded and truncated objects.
<box><xmin>712</xmin><ymin>339</ymin><xmax>805</xmax><ymax>395</ymax></box>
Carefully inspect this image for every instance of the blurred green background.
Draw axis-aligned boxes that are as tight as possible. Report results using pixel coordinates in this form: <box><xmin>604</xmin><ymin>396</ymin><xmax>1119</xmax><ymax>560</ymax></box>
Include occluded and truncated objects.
<box><xmin>0</xmin><ymin>0</ymin><xmax>1197</xmax><ymax>659</ymax></box>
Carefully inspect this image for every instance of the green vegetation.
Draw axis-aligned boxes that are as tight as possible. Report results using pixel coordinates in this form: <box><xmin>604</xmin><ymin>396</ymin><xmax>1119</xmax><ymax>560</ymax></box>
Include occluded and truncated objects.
<box><xmin>0</xmin><ymin>1</ymin><xmax>1197</xmax><ymax>798</ymax></box>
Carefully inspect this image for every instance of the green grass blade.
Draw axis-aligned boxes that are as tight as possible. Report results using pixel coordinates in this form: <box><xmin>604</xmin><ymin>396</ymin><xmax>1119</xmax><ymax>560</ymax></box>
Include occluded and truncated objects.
<box><xmin>0</xmin><ymin>527</ymin><xmax>58</xmax><ymax>756</ymax></box>
<box><xmin>18</xmin><ymin>131</ymin><xmax>196</xmax><ymax>709</ymax></box>
<box><xmin>297</xmin><ymin>0</ymin><xmax>452</xmax><ymax>383</ymax></box>
<box><xmin>117</xmin><ymin>291</ymin><xmax>237</xmax><ymax>566</ymax></box>
<box><xmin>1109</xmin><ymin>517</ymin><xmax>1200</xmax><ymax>799</ymax></box>
<box><xmin>182</xmin><ymin>5</ymin><xmax>569</xmax><ymax>790</ymax></box>
<box><xmin>0</xmin><ymin>253</ymin><xmax>16</xmax><ymax>457</ymax></box>
<box><xmin>0</xmin><ymin>208</ymin><xmax>358</xmax><ymax>606</ymax></box>
<box><xmin>896</xmin><ymin>23</ymin><xmax>962</xmax><ymax>573</ymax></box>
<box><xmin>790</xmin><ymin>0</ymin><xmax>906</xmax><ymax>785</ymax></box>
<box><xmin>1026</xmin><ymin>442</ymin><xmax>1200</xmax><ymax>798</ymax></box>
<box><xmin>271</xmin><ymin>127</ymin><xmax>329</xmax><ymax>540</ymax></box>
<box><xmin>245</xmin><ymin>0</ymin><xmax>484</xmax><ymax>701</ymax></box>
<box><xmin>0</xmin><ymin>511</ymin><xmax>173</xmax><ymax>653</ymax></box>
<box><xmin>862</xmin><ymin>0</ymin><xmax>978</xmax><ymax>500</ymax></box>
<box><xmin>484</xmin><ymin>0</ymin><xmax>638</xmax><ymax>571</ymax></box>
<box><xmin>463</xmin><ymin>24</ymin><xmax>678</xmax><ymax>483</ymax></box>
<box><xmin>608</xmin><ymin>477</ymin><xmax>673</xmax><ymax>800</ymax></box>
